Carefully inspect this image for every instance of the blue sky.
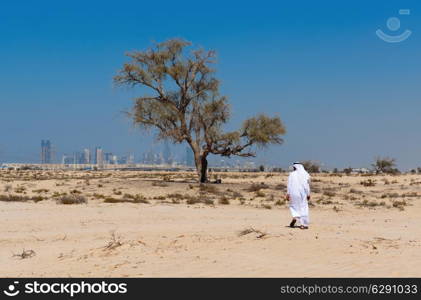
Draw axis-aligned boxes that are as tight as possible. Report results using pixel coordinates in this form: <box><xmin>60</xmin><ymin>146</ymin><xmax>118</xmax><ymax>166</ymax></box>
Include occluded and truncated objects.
<box><xmin>0</xmin><ymin>0</ymin><xmax>420</xmax><ymax>169</ymax></box>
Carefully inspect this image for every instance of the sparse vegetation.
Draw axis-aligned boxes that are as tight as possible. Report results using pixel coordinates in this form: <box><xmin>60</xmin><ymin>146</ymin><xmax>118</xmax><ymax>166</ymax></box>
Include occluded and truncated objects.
<box><xmin>372</xmin><ymin>157</ymin><xmax>399</xmax><ymax>174</ymax></box>
<box><xmin>238</xmin><ymin>227</ymin><xmax>267</xmax><ymax>238</ymax></box>
<box><xmin>360</xmin><ymin>179</ymin><xmax>376</xmax><ymax>187</ymax></box>
<box><xmin>56</xmin><ymin>194</ymin><xmax>87</xmax><ymax>205</ymax></box>
<box><xmin>0</xmin><ymin>194</ymin><xmax>30</xmax><ymax>202</ymax></box>
<box><xmin>301</xmin><ymin>161</ymin><xmax>321</xmax><ymax>173</ymax></box>
<box><xmin>246</xmin><ymin>183</ymin><xmax>269</xmax><ymax>192</ymax></box>
<box><xmin>13</xmin><ymin>249</ymin><xmax>36</xmax><ymax>260</ymax></box>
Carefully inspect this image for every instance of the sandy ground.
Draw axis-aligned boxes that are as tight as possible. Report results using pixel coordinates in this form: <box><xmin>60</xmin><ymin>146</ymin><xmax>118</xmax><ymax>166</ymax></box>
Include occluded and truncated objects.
<box><xmin>1</xmin><ymin>170</ymin><xmax>421</xmax><ymax>277</ymax></box>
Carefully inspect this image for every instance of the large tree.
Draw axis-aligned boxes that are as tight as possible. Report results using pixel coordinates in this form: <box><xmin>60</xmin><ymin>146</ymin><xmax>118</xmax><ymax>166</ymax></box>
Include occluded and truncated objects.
<box><xmin>114</xmin><ymin>38</ymin><xmax>286</xmax><ymax>182</ymax></box>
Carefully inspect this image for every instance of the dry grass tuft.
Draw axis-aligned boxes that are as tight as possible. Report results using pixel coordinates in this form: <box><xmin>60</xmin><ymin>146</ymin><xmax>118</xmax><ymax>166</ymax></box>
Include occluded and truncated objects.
<box><xmin>238</xmin><ymin>227</ymin><xmax>267</xmax><ymax>239</ymax></box>
<box><xmin>246</xmin><ymin>183</ymin><xmax>269</xmax><ymax>192</ymax></box>
<box><xmin>13</xmin><ymin>249</ymin><xmax>36</xmax><ymax>259</ymax></box>
<box><xmin>56</xmin><ymin>194</ymin><xmax>87</xmax><ymax>205</ymax></box>
<box><xmin>104</xmin><ymin>231</ymin><xmax>123</xmax><ymax>250</ymax></box>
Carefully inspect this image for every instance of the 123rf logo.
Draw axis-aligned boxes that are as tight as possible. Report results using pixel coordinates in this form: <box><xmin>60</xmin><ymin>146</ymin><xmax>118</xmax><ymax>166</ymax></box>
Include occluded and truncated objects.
<box><xmin>3</xmin><ymin>281</ymin><xmax>127</xmax><ymax>297</ymax></box>
<box><xmin>3</xmin><ymin>281</ymin><xmax>20</xmax><ymax>297</ymax></box>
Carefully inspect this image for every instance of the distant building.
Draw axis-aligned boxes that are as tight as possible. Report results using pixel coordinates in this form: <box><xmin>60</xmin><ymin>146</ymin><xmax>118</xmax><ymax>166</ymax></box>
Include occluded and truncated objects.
<box><xmin>351</xmin><ymin>168</ymin><xmax>371</xmax><ymax>174</ymax></box>
<box><xmin>73</xmin><ymin>152</ymin><xmax>82</xmax><ymax>164</ymax></box>
<box><xmin>185</xmin><ymin>147</ymin><xmax>194</xmax><ymax>167</ymax></box>
<box><xmin>127</xmin><ymin>153</ymin><xmax>135</xmax><ymax>165</ymax></box>
<box><xmin>62</xmin><ymin>154</ymin><xmax>74</xmax><ymax>164</ymax></box>
<box><xmin>83</xmin><ymin>148</ymin><xmax>91</xmax><ymax>164</ymax></box>
<box><xmin>104</xmin><ymin>152</ymin><xmax>114</xmax><ymax>164</ymax></box>
<box><xmin>118</xmin><ymin>156</ymin><xmax>127</xmax><ymax>164</ymax></box>
<box><xmin>41</xmin><ymin>140</ymin><xmax>52</xmax><ymax>164</ymax></box>
<box><xmin>143</xmin><ymin>150</ymin><xmax>160</xmax><ymax>164</ymax></box>
<box><xmin>96</xmin><ymin>147</ymin><xmax>104</xmax><ymax>166</ymax></box>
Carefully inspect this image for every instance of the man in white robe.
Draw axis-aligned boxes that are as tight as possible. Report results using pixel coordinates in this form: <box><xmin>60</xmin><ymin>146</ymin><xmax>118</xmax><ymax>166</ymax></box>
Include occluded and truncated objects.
<box><xmin>286</xmin><ymin>162</ymin><xmax>311</xmax><ymax>229</ymax></box>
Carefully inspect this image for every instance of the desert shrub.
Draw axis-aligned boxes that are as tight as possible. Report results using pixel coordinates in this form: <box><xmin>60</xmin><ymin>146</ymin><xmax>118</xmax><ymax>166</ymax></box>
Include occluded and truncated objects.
<box><xmin>316</xmin><ymin>198</ymin><xmax>334</xmax><ymax>205</ymax></box>
<box><xmin>104</xmin><ymin>231</ymin><xmax>123</xmax><ymax>250</ymax></box>
<box><xmin>132</xmin><ymin>194</ymin><xmax>149</xmax><ymax>203</ymax></box>
<box><xmin>14</xmin><ymin>186</ymin><xmax>26</xmax><ymax>193</ymax></box>
<box><xmin>372</xmin><ymin>157</ymin><xmax>399</xmax><ymax>174</ymax></box>
<box><xmin>162</xmin><ymin>175</ymin><xmax>172</xmax><ymax>182</ymax></box>
<box><xmin>265</xmin><ymin>194</ymin><xmax>275</xmax><ymax>202</ymax></box>
<box><xmin>255</xmin><ymin>190</ymin><xmax>266</xmax><ymax>197</ymax></box>
<box><xmin>275</xmin><ymin>199</ymin><xmax>285</xmax><ymax>206</ymax></box>
<box><xmin>13</xmin><ymin>249</ymin><xmax>36</xmax><ymax>259</ymax></box>
<box><xmin>274</xmin><ymin>183</ymin><xmax>287</xmax><ymax>190</ymax></box>
<box><xmin>349</xmin><ymin>188</ymin><xmax>363</xmax><ymax>194</ymax></box>
<box><xmin>3</xmin><ymin>184</ymin><xmax>12</xmax><ymax>192</ymax></box>
<box><xmin>227</xmin><ymin>190</ymin><xmax>243</xmax><ymax>199</ymax></box>
<box><xmin>152</xmin><ymin>181</ymin><xmax>169</xmax><ymax>187</ymax></box>
<box><xmin>167</xmin><ymin>193</ymin><xmax>184</xmax><ymax>200</ymax></box>
<box><xmin>360</xmin><ymin>179</ymin><xmax>376</xmax><ymax>187</ymax></box>
<box><xmin>0</xmin><ymin>194</ymin><xmax>30</xmax><ymax>202</ymax></box>
<box><xmin>246</xmin><ymin>183</ymin><xmax>269</xmax><ymax>192</ymax></box>
<box><xmin>322</xmin><ymin>189</ymin><xmax>336</xmax><ymax>197</ymax></box>
<box><xmin>186</xmin><ymin>196</ymin><xmax>201</xmax><ymax>205</ymax></box>
<box><xmin>56</xmin><ymin>194</ymin><xmax>87</xmax><ymax>205</ymax></box>
<box><xmin>311</xmin><ymin>186</ymin><xmax>321</xmax><ymax>193</ymax></box>
<box><xmin>262</xmin><ymin>204</ymin><xmax>271</xmax><ymax>209</ymax></box>
<box><xmin>92</xmin><ymin>193</ymin><xmax>106</xmax><ymax>199</ymax></box>
<box><xmin>392</xmin><ymin>200</ymin><xmax>407</xmax><ymax>211</ymax></box>
<box><xmin>104</xmin><ymin>197</ymin><xmax>126</xmax><ymax>203</ymax></box>
<box><xmin>218</xmin><ymin>196</ymin><xmax>230</xmax><ymax>205</ymax></box>
<box><xmin>238</xmin><ymin>228</ymin><xmax>267</xmax><ymax>238</ymax></box>
<box><xmin>199</xmin><ymin>184</ymin><xmax>220</xmax><ymax>195</ymax></box>
<box><xmin>402</xmin><ymin>192</ymin><xmax>418</xmax><ymax>198</ymax></box>
<box><xmin>52</xmin><ymin>192</ymin><xmax>66</xmax><ymax>198</ymax></box>
<box><xmin>31</xmin><ymin>196</ymin><xmax>45</xmax><ymax>202</ymax></box>
<box><xmin>343</xmin><ymin>168</ymin><xmax>351</xmax><ymax>175</ymax></box>
<box><xmin>32</xmin><ymin>188</ymin><xmax>49</xmax><ymax>194</ymax></box>
<box><xmin>202</xmin><ymin>198</ymin><xmax>214</xmax><ymax>205</ymax></box>
<box><xmin>381</xmin><ymin>192</ymin><xmax>399</xmax><ymax>198</ymax></box>
<box><xmin>301</xmin><ymin>161</ymin><xmax>321</xmax><ymax>173</ymax></box>
<box><xmin>356</xmin><ymin>199</ymin><xmax>385</xmax><ymax>208</ymax></box>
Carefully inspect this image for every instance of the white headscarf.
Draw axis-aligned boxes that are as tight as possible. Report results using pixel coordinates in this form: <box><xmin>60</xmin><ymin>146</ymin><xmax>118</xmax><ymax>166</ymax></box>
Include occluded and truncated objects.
<box><xmin>288</xmin><ymin>162</ymin><xmax>311</xmax><ymax>196</ymax></box>
<box><xmin>293</xmin><ymin>163</ymin><xmax>310</xmax><ymax>183</ymax></box>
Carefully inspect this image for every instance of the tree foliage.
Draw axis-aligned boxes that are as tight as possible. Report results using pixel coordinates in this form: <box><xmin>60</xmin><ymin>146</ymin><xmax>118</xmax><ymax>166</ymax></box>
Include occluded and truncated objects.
<box><xmin>114</xmin><ymin>38</ymin><xmax>286</xmax><ymax>182</ymax></box>
<box><xmin>301</xmin><ymin>161</ymin><xmax>321</xmax><ymax>173</ymax></box>
<box><xmin>372</xmin><ymin>157</ymin><xmax>398</xmax><ymax>174</ymax></box>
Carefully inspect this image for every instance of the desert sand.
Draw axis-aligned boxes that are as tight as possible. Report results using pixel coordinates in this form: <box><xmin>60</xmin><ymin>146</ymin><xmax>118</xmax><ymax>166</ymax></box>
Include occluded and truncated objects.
<box><xmin>1</xmin><ymin>170</ymin><xmax>420</xmax><ymax>277</ymax></box>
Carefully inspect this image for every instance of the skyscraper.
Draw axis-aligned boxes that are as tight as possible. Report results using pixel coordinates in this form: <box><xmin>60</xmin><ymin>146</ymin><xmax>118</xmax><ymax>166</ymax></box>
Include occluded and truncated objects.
<box><xmin>127</xmin><ymin>153</ymin><xmax>135</xmax><ymax>165</ymax></box>
<box><xmin>73</xmin><ymin>151</ymin><xmax>84</xmax><ymax>164</ymax></box>
<box><xmin>83</xmin><ymin>148</ymin><xmax>91</xmax><ymax>164</ymax></box>
<box><xmin>41</xmin><ymin>140</ymin><xmax>52</xmax><ymax>164</ymax></box>
<box><xmin>104</xmin><ymin>152</ymin><xmax>113</xmax><ymax>164</ymax></box>
<box><xmin>96</xmin><ymin>147</ymin><xmax>104</xmax><ymax>166</ymax></box>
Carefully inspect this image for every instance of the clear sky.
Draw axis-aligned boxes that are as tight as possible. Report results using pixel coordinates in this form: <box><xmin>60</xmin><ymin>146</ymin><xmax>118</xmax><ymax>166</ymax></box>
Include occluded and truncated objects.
<box><xmin>0</xmin><ymin>0</ymin><xmax>420</xmax><ymax>169</ymax></box>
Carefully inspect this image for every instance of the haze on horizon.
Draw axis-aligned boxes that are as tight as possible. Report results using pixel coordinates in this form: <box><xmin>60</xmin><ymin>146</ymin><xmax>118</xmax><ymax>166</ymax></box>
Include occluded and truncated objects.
<box><xmin>1</xmin><ymin>0</ymin><xmax>420</xmax><ymax>170</ymax></box>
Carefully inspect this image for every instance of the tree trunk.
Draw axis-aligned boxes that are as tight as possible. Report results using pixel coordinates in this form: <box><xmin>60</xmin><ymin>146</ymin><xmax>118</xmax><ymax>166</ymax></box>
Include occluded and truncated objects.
<box><xmin>190</xmin><ymin>143</ymin><xmax>209</xmax><ymax>183</ymax></box>
<box><xmin>199</xmin><ymin>155</ymin><xmax>208</xmax><ymax>183</ymax></box>
<box><xmin>193</xmin><ymin>153</ymin><xmax>208</xmax><ymax>183</ymax></box>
